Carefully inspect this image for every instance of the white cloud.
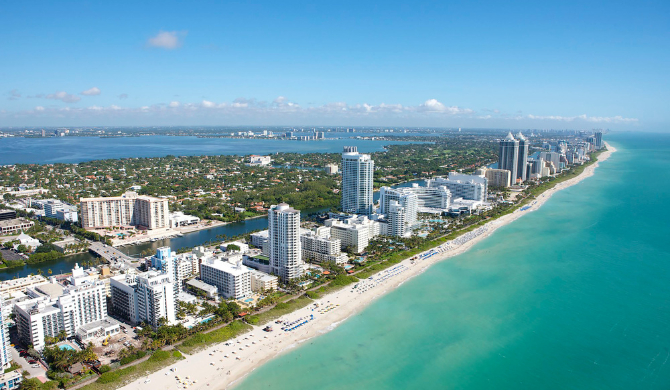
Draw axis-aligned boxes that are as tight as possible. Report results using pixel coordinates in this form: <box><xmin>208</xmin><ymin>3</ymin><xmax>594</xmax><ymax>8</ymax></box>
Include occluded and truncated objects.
<box><xmin>418</xmin><ymin>99</ymin><xmax>473</xmax><ymax>114</ymax></box>
<box><xmin>81</xmin><ymin>87</ymin><xmax>101</xmax><ymax>96</ymax></box>
<box><xmin>45</xmin><ymin>91</ymin><xmax>81</xmax><ymax>103</ymax></box>
<box><xmin>118</xmin><ymin>93</ymin><xmax>128</xmax><ymax>99</ymax></box>
<box><xmin>527</xmin><ymin>114</ymin><xmax>638</xmax><ymax>123</ymax></box>
<box><xmin>147</xmin><ymin>31</ymin><xmax>186</xmax><ymax>49</ymax></box>
<box><xmin>2</xmin><ymin>98</ymin><xmax>638</xmax><ymax>129</ymax></box>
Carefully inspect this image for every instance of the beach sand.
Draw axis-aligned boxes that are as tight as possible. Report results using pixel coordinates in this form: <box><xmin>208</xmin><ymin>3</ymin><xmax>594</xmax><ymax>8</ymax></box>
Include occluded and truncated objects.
<box><xmin>118</xmin><ymin>143</ymin><xmax>616</xmax><ymax>390</ymax></box>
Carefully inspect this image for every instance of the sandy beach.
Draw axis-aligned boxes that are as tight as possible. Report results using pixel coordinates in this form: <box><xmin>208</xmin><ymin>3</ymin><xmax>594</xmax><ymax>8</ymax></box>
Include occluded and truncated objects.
<box><xmin>118</xmin><ymin>144</ymin><xmax>616</xmax><ymax>390</ymax></box>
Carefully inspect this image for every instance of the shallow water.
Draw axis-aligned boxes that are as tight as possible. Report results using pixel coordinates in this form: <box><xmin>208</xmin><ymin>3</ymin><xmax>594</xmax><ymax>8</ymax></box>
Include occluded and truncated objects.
<box><xmin>236</xmin><ymin>132</ymin><xmax>670</xmax><ymax>390</ymax></box>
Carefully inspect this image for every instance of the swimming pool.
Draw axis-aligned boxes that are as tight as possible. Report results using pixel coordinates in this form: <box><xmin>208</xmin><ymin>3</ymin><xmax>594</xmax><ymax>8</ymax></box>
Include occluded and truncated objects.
<box><xmin>59</xmin><ymin>344</ymin><xmax>75</xmax><ymax>351</ymax></box>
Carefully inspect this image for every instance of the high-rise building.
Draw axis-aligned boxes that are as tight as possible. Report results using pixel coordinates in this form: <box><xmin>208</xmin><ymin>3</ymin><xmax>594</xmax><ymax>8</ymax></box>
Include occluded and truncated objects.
<box><xmin>378</xmin><ymin>187</ymin><xmax>418</xmax><ymax>227</ymax></box>
<box><xmin>388</xmin><ymin>200</ymin><xmax>410</xmax><ymax>237</ymax></box>
<box><xmin>15</xmin><ymin>264</ymin><xmax>110</xmax><ymax>350</ymax></box>
<box><xmin>595</xmin><ymin>131</ymin><xmax>603</xmax><ymax>149</ymax></box>
<box><xmin>516</xmin><ymin>132</ymin><xmax>529</xmax><ymax>182</ymax></box>
<box><xmin>0</xmin><ymin>298</ymin><xmax>11</xmax><ymax>369</ymax></box>
<box><xmin>110</xmin><ymin>270</ymin><xmax>176</xmax><ymax>328</ymax></box>
<box><xmin>341</xmin><ymin>146</ymin><xmax>374</xmax><ymax>215</ymax></box>
<box><xmin>499</xmin><ymin>132</ymin><xmax>519</xmax><ymax>184</ymax></box>
<box><xmin>80</xmin><ymin>191</ymin><xmax>169</xmax><ymax>230</ymax></box>
<box><xmin>268</xmin><ymin>204</ymin><xmax>303</xmax><ymax>282</ymax></box>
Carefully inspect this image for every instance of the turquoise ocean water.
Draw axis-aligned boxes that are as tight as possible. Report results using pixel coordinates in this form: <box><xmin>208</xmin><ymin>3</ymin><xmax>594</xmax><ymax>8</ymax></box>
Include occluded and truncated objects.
<box><xmin>236</xmin><ymin>132</ymin><xmax>670</xmax><ymax>390</ymax></box>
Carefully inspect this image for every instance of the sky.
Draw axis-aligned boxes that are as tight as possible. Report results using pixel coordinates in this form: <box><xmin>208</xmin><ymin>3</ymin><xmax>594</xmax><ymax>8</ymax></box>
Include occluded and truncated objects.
<box><xmin>1</xmin><ymin>0</ymin><xmax>668</xmax><ymax>130</ymax></box>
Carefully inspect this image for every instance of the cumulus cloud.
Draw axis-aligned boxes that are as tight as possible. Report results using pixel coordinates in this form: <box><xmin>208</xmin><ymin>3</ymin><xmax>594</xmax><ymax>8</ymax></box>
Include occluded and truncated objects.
<box><xmin>45</xmin><ymin>91</ymin><xmax>81</xmax><ymax>103</ymax></box>
<box><xmin>418</xmin><ymin>99</ymin><xmax>473</xmax><ymax>114</ymax></box>
<box><xmin>81</xmin><ymin>87</ymin><xmax>101</xmax><ymax>96</ymax></box>
<box><xmin>8</xmin><ymin>89</ymin><xmax>21</xmax><ymax>100</ymax></box>
<box><xmin>118</xmin><ymin>93</ymin><xmax>128</xmax><ymax>99</ymax></box>
<box><xmin>147</xmin><ymin>31</ymin><xmax>186</xmax><ymax>49</ymax></box>
<box><xmin>1</xmin><ymin>97</ymin><xmax>638</xmax><ymax>129</ymax></box>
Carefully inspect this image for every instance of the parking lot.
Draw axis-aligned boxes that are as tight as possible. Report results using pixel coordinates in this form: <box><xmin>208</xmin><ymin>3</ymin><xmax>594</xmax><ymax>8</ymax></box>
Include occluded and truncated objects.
<box><xmin>11</xmin><ymin>346</ymin><xmax>47</xmax><ymax>379</ymax></box>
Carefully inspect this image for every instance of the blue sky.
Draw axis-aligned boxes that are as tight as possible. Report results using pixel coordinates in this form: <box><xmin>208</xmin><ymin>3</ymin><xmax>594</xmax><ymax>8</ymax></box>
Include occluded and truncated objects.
<box><xmin>1</xmin><ymin>0</ymin><xmax>668</xmax><ymax>129</ymax></box>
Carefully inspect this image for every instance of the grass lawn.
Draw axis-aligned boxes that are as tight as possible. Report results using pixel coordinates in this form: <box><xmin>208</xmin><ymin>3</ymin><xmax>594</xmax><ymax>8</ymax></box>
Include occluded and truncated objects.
<box><xmin>177</xmin><ymin>320</ymin><xmax>252</xmax><ymax>355</ymax></box>
<box><xmin>79</xmin><ymin>350</ymin><xmax>183</xmax><ymax>390</ymax></box>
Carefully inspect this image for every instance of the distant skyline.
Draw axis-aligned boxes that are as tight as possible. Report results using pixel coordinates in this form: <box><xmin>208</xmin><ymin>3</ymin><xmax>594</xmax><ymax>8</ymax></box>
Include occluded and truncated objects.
<box><xmin>1</xmin><ymin>1</ymin><xmax>668</xmax><ymax>130</ymax></box>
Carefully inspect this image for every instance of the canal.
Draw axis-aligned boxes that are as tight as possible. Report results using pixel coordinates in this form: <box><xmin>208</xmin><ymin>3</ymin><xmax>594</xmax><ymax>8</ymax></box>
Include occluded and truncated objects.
<box><xmin>0</xmin><ymin>180</ymin><xmax>426</xmax><ymax>280</ymax></box>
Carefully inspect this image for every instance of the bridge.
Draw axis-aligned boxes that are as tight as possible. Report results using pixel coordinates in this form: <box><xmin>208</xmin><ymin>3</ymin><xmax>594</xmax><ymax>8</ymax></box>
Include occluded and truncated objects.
<box><xmin>88</xmin><ymin>241</ymin><xmax>138</xmax><ymax>267</ymax></box>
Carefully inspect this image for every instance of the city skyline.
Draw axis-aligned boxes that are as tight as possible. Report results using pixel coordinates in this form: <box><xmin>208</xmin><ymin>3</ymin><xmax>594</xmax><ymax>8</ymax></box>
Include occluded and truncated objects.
<box><xmin>1</xmin><ymin>1</ymin><xmax>667</xmax><ymax>130</ymax></box>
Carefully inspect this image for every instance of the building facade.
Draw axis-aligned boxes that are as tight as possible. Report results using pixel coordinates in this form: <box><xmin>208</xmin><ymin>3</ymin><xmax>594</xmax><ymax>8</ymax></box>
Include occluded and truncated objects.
<box><xmin>427</xmin><ymin>173</ymin><xmax>488</xmax><ymax>202</ymax></box>
<box><xmin>80</xmin><ymin>191</ymin><xmax>169</xmax><ymax>230</ymax></box>
<box><xmin>0</xmin><ymin>299</ymin><xmax>11</xmax><ymax>369</ymax></box>
<box><xmin>268</xmin><ymin>204</ymin><xmax>304</xmax><ymax>282</ymax></box>
<box><xmin>300</xmin><ymin>232</ymin><xmax>348</xmax><ymax>264</ymax></box>
<box><xmin>378</xmin><ymin>187</ymin><xmax>418</xmax><ymax>227</ymax></box>
<box><xmin>499</xmin><ymin>132</ymin><xmax>519</xmax><ymax>183</ymax></box>
<box><xmin>200</xmin><ymin>259</ymin><xmax>252</xmax><ymax>299</ymax></box>
<box><xmin>110</xmin><ymin>271</ymin><xmax>176</xmax><ymax>328</ymax></box>
<box><xmin>341</xmin><ymin>146</ymin><xmax>374</xmax><ymax>215</ymax></box>
<box><xmin>325</xmin><ymin>215</ymin><xmax>380</xmax><ymax>254</ymax></box>
<box><xmin>15</xmin><ymin>265</ymin><xmax>108</xmax><ymax>350</ymax></box>
<box><xmin>516</xmin><ymin>132</ymin><xmax>529</xmax><ymax>182</ymax></box>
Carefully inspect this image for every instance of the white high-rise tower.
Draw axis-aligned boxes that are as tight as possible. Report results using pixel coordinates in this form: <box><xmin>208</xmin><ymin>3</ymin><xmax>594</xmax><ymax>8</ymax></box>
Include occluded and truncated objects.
<box><xmin>268</xmin><ymin>203</ymin><xmax>303</xmax><ymax>282</ymax></box>
<box><xmin>341</xmin><ymin>146</ymin><xmax>374</xmax><ymax>215</ymax></box>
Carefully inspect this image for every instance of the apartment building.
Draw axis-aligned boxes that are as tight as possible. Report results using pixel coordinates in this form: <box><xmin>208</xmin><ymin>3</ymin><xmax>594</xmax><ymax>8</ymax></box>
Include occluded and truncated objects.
<box><xmin>80</xmin><ymin>191</ymin><xmax>169</xmax><ymax>230</ymax></box>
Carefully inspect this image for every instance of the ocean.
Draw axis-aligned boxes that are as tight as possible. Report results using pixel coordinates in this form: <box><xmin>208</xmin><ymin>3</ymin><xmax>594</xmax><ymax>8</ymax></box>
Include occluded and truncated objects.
<box><xmin>235</xmin><ymin>132</ymin><xmax>670</xmax><ymax>389</ymax></box>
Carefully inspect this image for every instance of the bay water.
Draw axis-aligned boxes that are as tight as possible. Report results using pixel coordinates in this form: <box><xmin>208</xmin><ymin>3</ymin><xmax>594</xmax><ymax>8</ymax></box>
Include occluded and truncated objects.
<box><xmin>236</xmin><ymin>132</ymin><xmax>670</xmax><ymax>389</ymax></box>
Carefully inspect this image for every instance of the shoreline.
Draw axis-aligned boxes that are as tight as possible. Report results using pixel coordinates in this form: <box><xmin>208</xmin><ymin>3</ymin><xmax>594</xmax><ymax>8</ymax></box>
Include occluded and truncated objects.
<box><xmin>118</xmin><ymin>144</ymin><xmax>616</xmax><ymax>390</ymax></box>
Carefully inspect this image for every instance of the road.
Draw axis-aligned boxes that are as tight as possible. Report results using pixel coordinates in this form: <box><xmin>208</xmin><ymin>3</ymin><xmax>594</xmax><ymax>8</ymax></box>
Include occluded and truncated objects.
<box><xmin>88</xmin><ymin>241</ymin><xmax>140</xmax><ymax>269</ymax></box>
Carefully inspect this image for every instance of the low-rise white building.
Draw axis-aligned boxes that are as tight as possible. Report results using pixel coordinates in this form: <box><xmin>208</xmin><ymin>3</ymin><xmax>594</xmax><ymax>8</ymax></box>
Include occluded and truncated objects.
<box><xmin>0</xmin><ymin>275</ymin><xmax>47</xmax><ymax>296</ymax></box>
<box><xmin>169</xmin><ymin>211</ymin><xmax>201</xmax><ymax>227</ymax></box>
<box><xmin>248</xmin><ymin>155</ymin><xmax>272</xmax><ymax>166</ymax></box>
<box><xmin>250</xmin><ymin>230</ymin><xmax>270</xmax><ymax>255</ymax></box>
<box><xmin>13</xmin><ymin>232</ymin><xmax>41</xmax><ymax>252</ymax></box>
<box><xmin>300</xmin><ymin>231</ymin><xmax>348</xmax><ymax>264</ymax></box>
<box><xmin>325</xmin><ymin>215</ymin><xmax>380</xmax><ymax>254</ymax></box>
<box><xmin>220</xmin><ymin>241</ymin><xmax>249</xmax><ymax>254</ymax></box>
<box><xmin>249</xmin><ymin>270</ymin><xmax>278</xmax><ymax>292</ymax></box>
<box><xmin>427</xmin><ymin>173</ymin><xmax>488</xmax><ymax>202</ymax></box>
<box><xmin>200</xmin><ymin>258</ymin><xmax>252</xmax><ymax>300</ymax></box>
<box><xmin>325</xmin><ymin>164</ymin><xmax>339</xmax><ymax>175</ymax></box>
